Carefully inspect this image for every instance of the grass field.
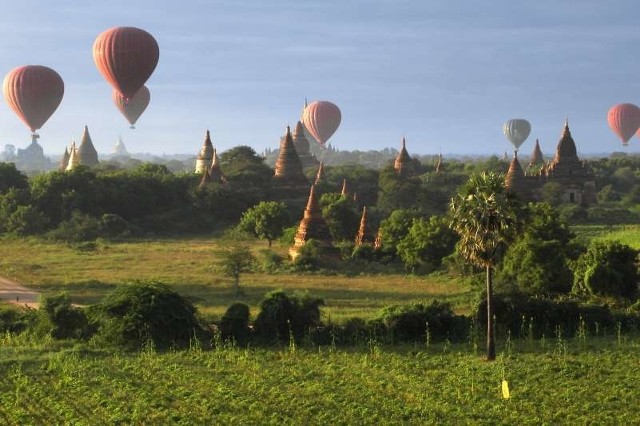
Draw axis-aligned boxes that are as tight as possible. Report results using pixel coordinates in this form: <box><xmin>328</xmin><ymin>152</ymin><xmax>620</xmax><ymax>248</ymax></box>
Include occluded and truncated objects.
<box><xmin>572</xmin><ymin>224</ymin><xmax>640</xmax><ymax>249</ymax></box>
<box><xmin>0</xmin><ymin>334</ymin><xmax>638</xmax><ymax>424</ymax></box>
<box><xmin>0</xmin><ymin>236</ymin><xmax>473</xmax><ymax>322</ymax></box>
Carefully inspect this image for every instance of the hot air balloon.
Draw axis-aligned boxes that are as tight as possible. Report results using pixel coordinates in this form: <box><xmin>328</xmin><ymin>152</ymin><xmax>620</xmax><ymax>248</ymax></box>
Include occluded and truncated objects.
<box><xmin>302</xmin><ymin>100</ymin><xmax>341</xmax><ymax>146</ymax></box>
<box><xmin>113</xmin><ymin>85</ymin><xmax>150</xmax><ymax>128</ymax></box>
<box><xmin>2</xmin><ymin>65</ymin><xmax>64</xmax><ymax>136</ymax></box>
<box><xmin>502</xmin><ymin>119</ymin><xmax>531</xmax><ymax>151</ymax></box>
<box><xmin>93</xmin><ymin>27</ymin><xmax>159</xmax><ymax>100</ymax></box>
<box><xmin>607</xmin><ymin>103</ymin><xmax>640</xmax><ymax>146</ymax></box>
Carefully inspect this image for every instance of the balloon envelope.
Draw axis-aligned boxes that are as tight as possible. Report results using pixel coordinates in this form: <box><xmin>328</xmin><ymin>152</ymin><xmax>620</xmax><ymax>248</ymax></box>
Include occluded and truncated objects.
<box><xmin>502</xmin><ymin>119</ymin><xmax>531</xmax><ymax>150</ymax></box>
<box><xmin>113</xmin><ymin>85</ymin><xmax>150</xmax><ymax>127</ymax></box>
<box><xmin>302</xmin><ymin>100</ymin><xmax>341</xmax><ymax>145</ymax></box>
<box><xmin>607</xmin><ymin>103</ymin><xmax>640</xmax><ymax>146</ymax></box>
<box><xmin>3</xmin><ymin>65</ymin><xmax>64</xmax><ymax>133</ymax></box>
<box><xmin>93</xmin><ymin>27</ymin><xmax>159</xmax><ymax>99</ymax></box>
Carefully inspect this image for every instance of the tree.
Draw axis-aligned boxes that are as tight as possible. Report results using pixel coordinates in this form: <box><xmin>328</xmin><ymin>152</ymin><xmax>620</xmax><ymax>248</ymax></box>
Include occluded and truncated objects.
<box><xmin>0</xmin><ymin>162</ymin><xmax>28</xmax><ymax>195</ymax></box>
<box><xmin>449</xmin><ymin>172</ymin><xmax>519</xmax><ymax>360</ymax></box>
<box><xmin>320</xmin><ymin>193</ymin><xmax>360</xmax><ymax>242</ymax></box>
<box><xmin>573</xmin><ymin>240</ymin><xmax>639</xmax><ymax>300</ymax></box>
<box><xmin>396</xmin><ymin>215</ymin><xmax>458</xmax><ymax>273</ymax></box>
<box><xmin>377</xmin><ymin>209</ymin><xmax>420</xmax><ymax>255</ymax></box>
<box><xmin>496</xmin><ymin>203</ymin><xmax>575</xmax><ymax>295</ymax></box>
<box><xmin>215</xmin><ymin>245</ymin><xmax>256</xmax><ymax>295</ymax></box>
<box><xmin>237</xmin><ymin>201</ymin><xmax>290</xmax><ymax>247</ymax></box>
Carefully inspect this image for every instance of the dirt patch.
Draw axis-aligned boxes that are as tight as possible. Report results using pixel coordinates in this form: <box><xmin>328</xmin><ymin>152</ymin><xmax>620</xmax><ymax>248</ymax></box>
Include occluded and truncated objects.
<box><xmin>0</xmin><ymin>276</ymin><xmax>40</xmax><ymax>308</ymax></box>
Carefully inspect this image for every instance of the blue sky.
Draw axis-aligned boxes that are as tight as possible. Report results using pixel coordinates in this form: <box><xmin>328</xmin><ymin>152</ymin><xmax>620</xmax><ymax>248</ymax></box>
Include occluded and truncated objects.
<box><xmin>1</xmin><ymin>0</ymin><xmax>640</xmax><ymax>156</ymax></box>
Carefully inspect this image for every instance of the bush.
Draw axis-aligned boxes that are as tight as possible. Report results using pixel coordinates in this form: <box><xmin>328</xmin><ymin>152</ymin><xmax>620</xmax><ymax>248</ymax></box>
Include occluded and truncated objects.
<box><xmin>48</xmin><ymin>211</ymin><xmax>101</xmax><ymax>242</ymax></box>
<box><xmin>572</xmin><ymin>240</ymin><xmax>639</xmax><ymax>300</ymax></box>
<box><xmin>31</xmin><ymin>293</ymin><xmax>93</xmax><ymax>340</ymax></box>
<box><xmin>0</xmin><ymin>305</ymin><xmax>29</xmax><ymax>334</ymax></box>
<box><xmin>219</xmin><ymin>303</ymin><xmax>251</xmax><ymax>345</ymax></box>
<box><xmin>92</xmin><ymin>281</ymin><xmax>206</xmax><ymax>350</ymax></box>
<box><xmin>473</xmin><ymin>292</ymin><xmax>617</xmax><ymax>339</ymax></box>
<box><xmin>258</xmin><ymin>249</ymin><xmax>284</xmax><ymax>273</ymax></box>
<box><xmin>253</xmin><ymin>290</ymin><xmax>324</xmax><ymax>343</ymax></box>
<box><xmin>374</xmin><ymin>301</ymin><xmax>467</xmax><ymax>343</ymax></box>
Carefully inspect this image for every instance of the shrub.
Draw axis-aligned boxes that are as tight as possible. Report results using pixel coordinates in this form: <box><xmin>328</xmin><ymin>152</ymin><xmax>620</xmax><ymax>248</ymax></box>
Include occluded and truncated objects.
<box><xmin>48</xmin><ymin>211</ymin><xmax>101</xmax><ymax>242</ymax></box>
<box><xmin>92</xmin><ymin>281</ymin><xmax>206</xmax><ymax>350</ymax></box>
<box><xmin>572</xmin><ymin>240</ymin><xmax>639</xmax><ymax>300</ymax></box>
<box><xmin>374</xmin><ymin>301</ymin><xmax>466</xmax><ymax>343</ymax></box>
<box><xmin>0</xmin><ymin>305</ymin><xmax>29</xmax><ymax>334</ymax></box>
<box><xmin>31</xmin><ymin>293</ymin><xmax>93</xmax><ymax>340</ymax></box>
<box><xmin>253</xmin><ymin>290</ymin><xmax>324</xmax><ymax>343</ymax></box>
<box><xmin>258</xmin><ymin>249</ymin><xmax>284</xmax><ymax>273</ymax></box>
<box><xmin>473</xmin><ymin>292</ymin><xmax>616</xmax><ymax>339</ymax></box>
<box><xmin>219</xmin><ymin>303</ymin><xmax>251</xmax><ymax>345</ymax></box>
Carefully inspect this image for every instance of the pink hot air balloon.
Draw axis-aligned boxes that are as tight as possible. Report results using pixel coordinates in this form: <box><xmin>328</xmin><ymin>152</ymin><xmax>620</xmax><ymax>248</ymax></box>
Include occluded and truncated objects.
<box><xmin>113</xmin><ymin>85</ymin><xmax>150</xmax><ymax>128</ymax></box>
<box><xmin>3</xmin><ymin>65</ymin><xmax>64</xmax><ymax>135</ymax></box>
<box><xmin>93</xmin><ymin>27</ymin><xmax>159</xmax><ymax>100</ymax></box>
<box><xmin>607</xmin><ymin>103</ymin><xmax>640</xmax><ymax>146</ymax></box>
<box><xmin>302</xmin><ymin>100</ymin><xmax>341</xmax><ymax>146</ymax></box>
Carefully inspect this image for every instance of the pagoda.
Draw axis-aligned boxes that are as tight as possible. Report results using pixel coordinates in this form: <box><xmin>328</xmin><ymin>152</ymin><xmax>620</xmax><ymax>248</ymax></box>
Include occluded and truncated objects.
<box><xmin>272</xmin><ymin>126</ymin><xmax>308</xmax><ymax>195</ymax></box>
<box><xmin>340</xmin><ymin>179</ymin><xmax>350</xmax><ymax>197</ymax></box>
<box><xmin>209</xmin><ymin>148</ymin><xmax>226</xmax><ymax>183</ymax></box>
<box><xmin>289</xmin><ymin>185</ymin><xmax>335</xmax><ymax>260</ymax></box>
<box><xmin>77</xmin><ymin>126</ymin><xmax>99</xmax><ymax>167</ymax></box>
<box><xmin>65</xmin><ymin>141</ymin><xmax>80</xmax><ymax>171</ymax></box>
<box><xmin>59</xmin><ymin>147</ymin><xmax>70</xmax><ymax>171</ymax></box>
<box><xmin>528</xmin><ymin>139</ymin><xmax>544</xmax><ymax>168</ymax></box>
<box><xmin>505</xmin><ymin>152</ymin><xmax>531</xmax><ymax>200</ymax></box>
<box><xmin>394</xmin><ymin>137</ymin><xmax>414</xmax><ymax>177</ymax></box>
<box><xmin>292</xmin><ymin>120</ymin><xmax>319</xmax><ymax>169</ymax></box>
<box><xmin>354</xmin><ymin>206</ymin><xmax>374</xmax><ymax>246</ymax></box>
<box><xmin>113</xmin><ymin>136</ymin><xmax>129</xmax><ymax>157</ymax></box>
<box><xmin>314</xmin><ymin>161</ymin><xmax>325</xmax><ymax>185</ymax></box>
<box><xmin>195</xmin><ymin>130</ymin><xmax>214</xmax><ymax>174</ymax></box>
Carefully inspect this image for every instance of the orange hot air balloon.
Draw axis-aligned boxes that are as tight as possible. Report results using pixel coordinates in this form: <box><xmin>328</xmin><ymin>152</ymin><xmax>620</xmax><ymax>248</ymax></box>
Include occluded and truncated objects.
<box><xmin>607</xmin><ymin>103</ymin><xmax>640</xmax><ymax>146</ymax></box>
<box><xmin>93</xmin><ymin>27</ymin><xmax>159</xmax><ymax>99</ymax></box>
<box><xmin>3</xmin><ymin>65</ymin><xmax>64</xmax><ymax>135</ymax></box>
<box><xmin>113</xmin><ymin>85</ymin><xmax>150</xmax><ymax>128</ymax></box>
<box><xmin>302</xmin><ymin>100</ymin><xmax>341</xmax><ymax>146</ymax></box>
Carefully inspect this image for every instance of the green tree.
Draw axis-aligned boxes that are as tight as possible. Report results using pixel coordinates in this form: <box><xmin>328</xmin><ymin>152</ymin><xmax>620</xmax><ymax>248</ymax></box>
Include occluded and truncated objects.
<box><xmin>320</xmin><ymin>193</ymin><xmax>360</xmax><ymax>242</ymax></box>
<box><xmin>237</xmin><ymin>201</ymin><xmax>290</xmax><ymax>247</ymax></box>
<box><xmin>573</xmin><ymin>240</ymin><xmax>639</xmax><ymax>300</ymax></box>
<box><xmin>0</xmin><ymin>162</ymin><xmax>28</xmax><ymax>195</ymax></box>
<box><xmin>215</xmin><ymin>245</ymin><xmax>256</xmax><ymax>295</ymax></box>
<box><xmin>449</xmin><ymin>172</ymin><xmax>519</xmax><ymax>361</ymax></box>
<box><xmin>377</xmin><ymin>209</ymin><xmax>420</xmax><ymax>255</ymax></box>
<box><xmin>396</xmin><ymin>215</ymin><xmax>458</xmax><ymax>273</ymax></box>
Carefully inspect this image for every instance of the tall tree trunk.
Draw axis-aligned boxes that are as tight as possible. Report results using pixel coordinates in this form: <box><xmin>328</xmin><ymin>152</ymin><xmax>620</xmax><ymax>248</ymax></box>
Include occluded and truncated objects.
<box><xmin>486</xmin><ymin>264</ymin><xmax>496</xmax><ymax>361</ymax></box>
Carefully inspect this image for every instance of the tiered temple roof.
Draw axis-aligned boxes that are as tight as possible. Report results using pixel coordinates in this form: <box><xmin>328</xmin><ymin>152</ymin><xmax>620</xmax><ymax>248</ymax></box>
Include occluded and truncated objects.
<box><xmin>394</xmin><ymin>137</ymin><xmax>413</xmax><ymax>177</ymax></box>
<box><xmin>273</xmin><ymin>126</ymin><xmax>308</xmax><ymax>192</ymax></box>
<box><xmin>354</xmin><ymin>206</ymin><xmax>374</xmax><ymax>246</ymax></box>
<box><xmin>289</xmin><ymin>185</ymin><xmax>335</xmax><ymax>259</ymax></box>
<box><xmin>195</xmin><ymin>130</ymin><xmax>214</xmax><ymax>174</ymax></box>
<box><xmin>209</xmin><ymin>148</ymin><xmax>226</xmax><ymax>183</ymax></box>
<box><xmin>66</xmin><ymin>141</ymin><xmax>79</xmax><ymax>171</ymax></box>
<box><xmin>59</xmin><ymin>147</ymin><xmax>70</xmax><ymax>171</ymax></box>
<box><xmin>505</xmin><ymin>152</ymin><xmax>530</xmax><ymax>198</ymax></box>
<box><xmin>292</xmin><ymin>120</ymin><xmax>319</xmax><ymax>169</ymax></box>
<box><xmin>528</xmin><ymin>139</ymin><xmax>544</xmax><ymax>168</ymax></box>
<box><xmin>77</xmin><ymin>126</ymin><xmax>99</xmax><ymax>167</ymax></box>
<box><xmin>314</xmin><ymin>161</ymin><xmax>325</xmax><ymax>185</ymax></box>
<box><xmin>340</xmin><ymin>179</ymin><xmax>350</xmax><ymax>197</ymax></box>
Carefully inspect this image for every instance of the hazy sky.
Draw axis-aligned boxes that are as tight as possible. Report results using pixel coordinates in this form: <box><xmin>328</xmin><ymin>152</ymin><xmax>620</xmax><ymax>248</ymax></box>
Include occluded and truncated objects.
<box><xmin>1</xmin><ymin>0</ymin><xmax>640</xmax><ymax>156</ymax></box>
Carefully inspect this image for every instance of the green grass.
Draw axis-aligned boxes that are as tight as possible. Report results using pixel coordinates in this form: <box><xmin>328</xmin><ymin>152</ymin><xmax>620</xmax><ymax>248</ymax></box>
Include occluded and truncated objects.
<box><xmin>0</xmin><ymin>334</ymin><xmax>639</xmax><ymax>424</ymax></box>
<box><xmin>572</xmin><ymin>224</ymin><xmax>640</xmax><ymax>248</ymax></box>
<box><xmin>0</xmin><ymin>236</ymin><xmax>473</xmax><ymax>322</ymax></box>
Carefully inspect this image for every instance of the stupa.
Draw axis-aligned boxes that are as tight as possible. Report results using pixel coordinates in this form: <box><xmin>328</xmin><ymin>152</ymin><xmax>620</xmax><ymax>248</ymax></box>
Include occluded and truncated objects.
<box><xmin>195</xmin><ymin>130</ymin><xmax>214</xmax><ymax>174</ymax></box>
<box><xmin>354</xmin><ymin>206</ymin><xmax>374</xmax><ymax>246</ymax></box>
<box><xmin>77</xmin><ymin>126</ymin><xmax>99</xmax><ymax>167</ymax></box>
<box><xmin>272</xmin><ymin>126</ymin><xmax>308</xmax><ymax>195</ymax></box>
<box><xmin>289</xmin><ymin>185</ymin><xmax>335</xmax><ymax>260</ymax></box>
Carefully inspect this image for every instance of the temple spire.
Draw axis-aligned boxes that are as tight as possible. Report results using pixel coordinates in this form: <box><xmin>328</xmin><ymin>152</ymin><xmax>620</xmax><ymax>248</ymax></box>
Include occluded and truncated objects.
<box><xmin>66</xmin><ymin>141</ymin><xmax>79</xmax><ymax>171</ymax></box>
<box><xmin>314</xmin><ymin>161</ymin><xmax>325</xmax><ymax>185</ymax></box>
<box><xmin>340</xmin><ymin>178</ymin><xmax>350</xmax><ymax>197</ymax></box>
<box><xmin>289</xmin><ymin>185</ymin><xmax>335</xmax><ymax>260</ymax></box>
<box><xmin>195</xmin><ymin>130</ymin><xmax>214</xmax><ymax>173</ymax></box>
<box><xmin>394</xmin><ymin>137</ymin><xmax>413</xmax><ymax>177</ymax></box>
<box><xmin>355</xmin><ymin>206</ymin><xmax>373</xmax><ymax>246</ymax></box>
<box><xmin>78</xmin><ymin>125</ymin><xmax>99</xmax><ymax>167</ymax></box>
<box><xmin>59</xmin><ymin>146</ymin><xmax>70</xmax><ymax>171</ymax></box>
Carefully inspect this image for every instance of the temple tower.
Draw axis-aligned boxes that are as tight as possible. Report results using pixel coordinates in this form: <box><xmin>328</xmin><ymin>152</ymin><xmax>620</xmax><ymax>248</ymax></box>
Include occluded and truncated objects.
<box><xmin>59</xmin><ymin>147</ymin><xmax>70</xmax><ymax>171</ymax></box>
<box><xmin>505</xmin><ymin>152</ymin><xmax>530</xmax><ymax>199</ymax></box>
<box><xmin>289</xmin><ymin>185</ymin><xmax>335</xmax><ymax>260</ymax></box>
<box><xmin>77</xmin><ymin>126</ymin><xmax>99</xmax><ymax>167</ymax></box>
<box><xmin>314</xmin><ymin>161</ymin><xmax>325</xmax><ymax>185</ymax></box>
<box><xmin>65</xmin><ymin>141</ymin><xmax>79</xmax><ymax>171</ymax></box>
<box><xmin>195</xmin><ymin>130</ymin><xmax>214</xmax><ymax>174</ymax></box>
<box><xmin>273</xmin><ymin>126</ymin><xmax>308</xmax><ymax>194</ymax></box>
<box><xmin>354</xmin><ymin>206</ymin><xmax>374</xmax><ymax>246</ymax></box>
<box><xmin>394</xmin><ymin>137</ymin><xmax>413</xmax><ymax>177</ymax></box>
<box><xmin>292</xmin><ymin>120</ymin><xmax>319</xmax><ymax>169</ymax></box>
<box><xmin>528</xmin><ymin>139</ymin><xmax>544</xmax><ymax>168</ymax></box>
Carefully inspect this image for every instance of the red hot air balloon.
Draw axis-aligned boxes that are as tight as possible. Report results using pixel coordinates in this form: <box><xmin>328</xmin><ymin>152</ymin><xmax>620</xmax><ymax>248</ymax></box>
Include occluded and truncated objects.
<box><xmin>3</xmin><ymin>65</ymin><xmax>64</xmax><ymax>135</ymax></box>
<box><xmin>113</xmin><ymin>85</ymin><xmax>150</xmax><ymax>128</ymax></box>
<box><xmin>302</xmin><ymin>100</ymin><xmax>341</xmax><ymax>146</ymax></box>
<box><xmin>607</xmin><ymin>103</ymin><xmax>640</xmax><ymax>146</ymax></box>
<box><xmin>93</xmin><ymin>27</ymin><xmax>159</xmax><ymax>100</ymax></box>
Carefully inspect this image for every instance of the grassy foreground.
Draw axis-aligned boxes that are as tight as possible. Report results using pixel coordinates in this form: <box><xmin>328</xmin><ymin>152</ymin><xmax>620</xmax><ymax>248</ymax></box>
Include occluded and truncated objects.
<box><xmin>0</xmin><ymin>236</ymin><xmax>472</xmax><ymax>321</ymax></box>
<box><xmin>0</xmin><ymin>335</ymin><xmax>639</xmax><ymax>424</ymax></box>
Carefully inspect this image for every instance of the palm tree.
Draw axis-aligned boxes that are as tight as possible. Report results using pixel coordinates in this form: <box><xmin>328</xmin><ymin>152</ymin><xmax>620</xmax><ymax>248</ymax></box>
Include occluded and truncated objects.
<box><xmin>449</xmin><ymin>172</ymin><xmax>519</xmax><ymax>360</ymax></box>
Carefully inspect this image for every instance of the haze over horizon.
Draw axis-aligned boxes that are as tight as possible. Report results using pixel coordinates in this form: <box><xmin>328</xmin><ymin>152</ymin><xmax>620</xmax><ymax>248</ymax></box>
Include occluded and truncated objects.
<box><xmin>1</xmin><ymin>1</ymin><xmax>640</xmax><ymax>157</ymax></box>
